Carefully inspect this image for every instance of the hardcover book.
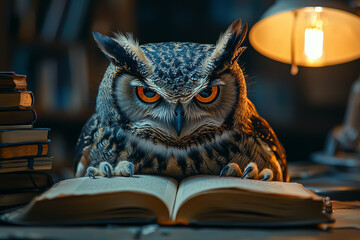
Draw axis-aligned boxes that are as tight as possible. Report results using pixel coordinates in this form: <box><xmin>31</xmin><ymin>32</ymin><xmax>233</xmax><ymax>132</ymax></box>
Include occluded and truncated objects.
<box><xmin>0</xmin><ymin>109</ymin><xmax>37</xmax><ymax>125</ymax></box>
<box><xmin>0</xmin><ymin>141</ymin><xmax>49</xmax><ymax>159</ymax></box>
<box><xmin>0</xmin><ymin>172</ymin><xmax>53</xmax><ymax>209</ymax></box>
<box><xmin>0</xmin><ymin>91</ymin><xmax>34</xmax><ymax>109</ymax></box>
<box><xmin>0</xmin><ymin>72</ymin><xmax>27</xmax><ymax>91</ymax></box>
<box><xmin>1</xmin><ymin>175</ymin><xmax>333</xmax><ymax>226</ymax></box>
<box><xmin>0</xmin><ymin>172</ymin><xmax>53</xmax><ymax>191</ymax></box>
<box><xmin>0</xmin><ymin>192</ymin><xmax>41</xmax><ymax>210</ymax></box>
<box><xmin>0</xmin><ymin>156</ymin><xmax>53</xmax><ymax>173</ymax></box>
<box><xmin>0</xmin><ymin>125</ymin><xmax>33</xmax><ymax>130</ymax></box>
<box><xmin>0</xmin><ymin>128</ymin><xmax>49</xmax><ymax>144</ymax></box>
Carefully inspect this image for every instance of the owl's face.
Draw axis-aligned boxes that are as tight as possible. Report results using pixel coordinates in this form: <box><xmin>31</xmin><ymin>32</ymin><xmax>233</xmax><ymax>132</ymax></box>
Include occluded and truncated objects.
<box><xmin>94</xmin><ymin>19</ymin><xmax>249</xmax><ymax>147</ymax></box>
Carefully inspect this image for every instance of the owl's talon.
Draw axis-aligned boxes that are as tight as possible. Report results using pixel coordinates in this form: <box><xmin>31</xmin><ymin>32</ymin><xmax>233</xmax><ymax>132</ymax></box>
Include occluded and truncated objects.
<box><xmin>99</xmin><ymin>162</ymin><xmax>113</xmax><ymax>177</ymax></box>
<box><xmin>88</xmin><ymin>169</ymin><xmax>96</xmax><ymax>179</ymax></box>
<box><xmin>261</xmin><ymin>175</ymin><xmax>271</xmax><ymax>181</ymax></box>
<box><xmin>128</xmin><ymin>163</ymin><xmax>134</xmax><ymax>177</ymax></box>
<box><xmin>104</xmin><ymin>164</ymin><xmax>112</xmax><ymax>178</ymax></box>
<box><xmin>241</xmin><ymin>162</ymin><xmax>259</xmax><ymax>179</ymax></box>
<box><xmin>259</xmin><ymin>168</ymin><xmax>273</xmax><ymax>181</ymax></box>
<box><xmin>219</xmin><ymin>165</ymin><xmax>230</xmax><ymax>177</ymax></box>
<box><xmin>219</xmin><ymin>163</ymin><xmax>242</xmax><ymax>177</ymax></box>
<box><xmin>241</xmin><ymin>166</ymin><xmax>252</xmax><ymax>179</ymax></box>
<box><xmin>114</xmin><ymin>161</ymin><xmax>135</xmax><ymax>177</ymax></box>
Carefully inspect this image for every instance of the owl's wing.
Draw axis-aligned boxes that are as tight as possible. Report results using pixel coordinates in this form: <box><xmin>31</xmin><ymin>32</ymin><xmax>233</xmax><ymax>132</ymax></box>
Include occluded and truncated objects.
<box><xmin>250</xmin><ymin>114</ymin><xmax>289</xmax><ymax>181</ymax></box>
<box><xmin>73</xmin><ymin>114</ymin><xmax>100</xmax><ymax>176</ymax></box>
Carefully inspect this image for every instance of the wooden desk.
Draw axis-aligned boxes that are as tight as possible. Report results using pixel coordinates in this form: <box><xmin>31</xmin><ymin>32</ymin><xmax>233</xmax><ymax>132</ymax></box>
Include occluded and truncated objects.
<box><xmin>1</xmin><ymin>200</ymin><xmax>359</xmax><ymax>240</ymax></box>
<box><xmin>0</xmin><ymin>225</ymin><xmax>359</xmax><ymax>240</ymax></box>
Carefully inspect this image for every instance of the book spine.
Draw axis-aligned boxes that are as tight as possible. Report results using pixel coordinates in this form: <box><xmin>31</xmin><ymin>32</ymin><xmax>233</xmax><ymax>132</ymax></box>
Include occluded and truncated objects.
<box><xmin>0</xmin><ymin>78</ymin><xmax>16</xmax><ymax>90</ymax></box>
<box><xmin>0</xmin><ymin>142</ymin><xmax>49</xmax><ymax>160</ymax></box>
<box><xmin>0</xmin><ymin>128</ymin><xmax>50</xmax><ymax>132</ymax></box>
<box><xmin>0</xmin><ymin>76</ymin><xmax>27</xmax><ymax>91</ymax></box>
<box><xmin>0</xmin><ymin>140</ymin><xmax>50</xmax><ymax>147</ymax></box>
<box><xmin>0</xmin><ymin>109</ymin><xmax>37</xmax><ymax>125</ymax></box>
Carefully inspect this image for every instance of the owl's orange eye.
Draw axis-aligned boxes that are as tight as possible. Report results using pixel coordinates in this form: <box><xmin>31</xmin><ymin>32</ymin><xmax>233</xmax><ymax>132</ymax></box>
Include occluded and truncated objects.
<box><xmin>195</xmin><ymin>86</ymin><xmax>219</xmax><ymax>103</ymax></box>
<box><xmin>136</xmin><ymin>86</ymin><xmax>160</xmax><ymax>103</ymax></box>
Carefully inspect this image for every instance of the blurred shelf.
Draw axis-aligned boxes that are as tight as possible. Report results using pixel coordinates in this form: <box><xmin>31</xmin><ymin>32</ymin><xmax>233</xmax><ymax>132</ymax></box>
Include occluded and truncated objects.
<box><xmin>35</xmin><ymin>110</ymin><xmax>93</xmax><ymax>123</ymax></box>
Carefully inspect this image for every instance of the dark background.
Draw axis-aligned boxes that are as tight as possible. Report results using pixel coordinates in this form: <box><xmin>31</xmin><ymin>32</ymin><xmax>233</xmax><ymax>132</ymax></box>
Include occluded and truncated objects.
<box><xmin>1</xmin><ymin>0</ymin><xmax>359</xmax><ymax>180</ymax></box>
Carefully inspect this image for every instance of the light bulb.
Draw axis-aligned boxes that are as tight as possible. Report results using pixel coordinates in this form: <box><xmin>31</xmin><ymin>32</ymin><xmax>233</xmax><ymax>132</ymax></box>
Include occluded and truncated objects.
<box><xmin>304</xmin><ymin>28</ymin><xmax>323</xmax><ymax>60</ymax></box>
<box><xmin>304</xmin><ymin>7</ymin><xmax>324</xmax><ymax>61</ymax></box>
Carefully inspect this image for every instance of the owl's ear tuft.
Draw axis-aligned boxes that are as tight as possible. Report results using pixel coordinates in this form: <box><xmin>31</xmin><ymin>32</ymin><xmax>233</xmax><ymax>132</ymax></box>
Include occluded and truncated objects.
<box><xmin>204</xmin><ymin>19</ymin><xmax>248</xmax><ymax>74</ymax></box>
<box><xmin>218</xmin><ymin>19</ymin><xmax>248</xmax><ymax>65</ymax></box>
<box><xmin>92</xmin><ymin>32</ymin><xmax>150</xmax><ymax>76</ymax></box>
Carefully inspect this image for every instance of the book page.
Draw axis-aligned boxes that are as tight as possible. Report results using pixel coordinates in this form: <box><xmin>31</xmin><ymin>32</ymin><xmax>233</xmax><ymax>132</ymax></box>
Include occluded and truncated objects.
<box><xmin>173</xmin><ymin>175</ymin><xmax>322</xmax><ymax>217</ymax></box>
<box><xmin>38</xmin><ymin>175</ymin><xmax>179</xmax><ymax>212</ymax></box>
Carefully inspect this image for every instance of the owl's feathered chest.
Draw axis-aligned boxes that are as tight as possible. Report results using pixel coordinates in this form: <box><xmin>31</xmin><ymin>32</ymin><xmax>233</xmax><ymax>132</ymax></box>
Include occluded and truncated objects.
<box><xmin>87</xmin><ymin>117</ymin><xmax>273</xmax><ymax>180</ymax></box>
<box><xmin>128</xmin><ymin>119</ymin><xmax>230</xmax><ymax>149</ymax></box>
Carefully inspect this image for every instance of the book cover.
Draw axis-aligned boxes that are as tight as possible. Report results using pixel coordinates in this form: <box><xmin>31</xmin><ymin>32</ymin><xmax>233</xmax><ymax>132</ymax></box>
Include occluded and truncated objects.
<box><xmin>0</xmin><ymin>125</ymin><xmax>33</xmax><ymax>130</ymax></box>
<box><xmin>0</xmin><ymin>109</ymin><xmax>37</xmax><ymax>125</ymax></box>
<box><xmin>0</xmin><ymin>171</ymin><xmax>53</xmax><ymax>192</ymax></box>
<box><xmin>0</xmin><ymin>140</ymin><xmax>50</xmax><ymax>160</ymax></box>
<box><xmin>0</xmin><ymin>156</ymin><xmax>53</xmax><ymax>173</ymax></box>
<box><xmin>0</xmin><ymin>128</ymin><xmax>50</xmax><ymax>144</ymax></box>
<box><xmin>0</xmin><ymin>72</ymin><xmax>27</xmax><ymax>91</ymax></box>
<box><xmin>0</xmin><ymin>91</ymin><xmax>34</xmax><ymax>109</ymax></box>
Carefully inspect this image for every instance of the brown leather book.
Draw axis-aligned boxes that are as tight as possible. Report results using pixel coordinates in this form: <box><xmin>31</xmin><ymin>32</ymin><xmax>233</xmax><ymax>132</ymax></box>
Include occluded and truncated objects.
<box><xmin>0</xmin><ymin>141</ymin><xmax>49</xmax><ymax>159</ymax></box>
<box><xmin>0</xmin><ymin>125</ymin><xmax>33</xmax><ymax>130</ymax></box>
<box><xmin>0</xmin><ymin>109</ymin><xmax>37</xmax><ymax>125</ymax></box>
<box><xmin>0</xmin><ymin>91</ymin><xmax>34</xmax><ymax>109</ymax></box>
<box><xmin>0</xmin><ymin>171</ymin><xmax>53</xmax><ymax>191</ymax></box>
<box><xmin>0</xmin><ymin>156</ymin><xmax>53</xmax><ymax>173</ymax></box>
<box><xmin>0</xmin><ymin>128</ymin><xmax>49</xmax><ymax>144</ymax></box>
<box><xmin>0</xmin><ymin>171</ymin><xmax>54</xmax><ymax>209</ymax></box>
<box><xmin>0</xmin><ymin>72</ymin><xmax>27</xmax><ymax>91</ymax></box>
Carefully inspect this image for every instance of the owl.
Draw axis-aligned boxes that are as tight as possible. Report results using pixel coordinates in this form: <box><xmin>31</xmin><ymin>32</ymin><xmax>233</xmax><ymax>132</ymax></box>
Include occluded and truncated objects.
<box><xmin>74</xmin><ymin>19</ymin><xmax>289</xmax><ymax>182</ymax></box>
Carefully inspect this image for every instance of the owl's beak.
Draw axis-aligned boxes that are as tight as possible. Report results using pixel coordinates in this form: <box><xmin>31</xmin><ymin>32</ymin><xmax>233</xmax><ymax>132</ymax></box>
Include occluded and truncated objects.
<box><xmin>173</xmin><ymin>103</ymin><xmax>185</xmax><ymax>137</ymax></box>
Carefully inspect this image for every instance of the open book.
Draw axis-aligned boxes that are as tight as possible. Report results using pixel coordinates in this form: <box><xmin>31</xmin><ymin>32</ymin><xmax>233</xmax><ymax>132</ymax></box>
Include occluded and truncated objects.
<box><xmin>2</xmin><ymin>175</ymin><xmax>332</xmax><ymax>226</ymax></box>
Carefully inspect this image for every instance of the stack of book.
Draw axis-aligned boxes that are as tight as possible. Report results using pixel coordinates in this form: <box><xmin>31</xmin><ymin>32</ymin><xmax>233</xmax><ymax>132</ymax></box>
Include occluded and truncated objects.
<box><xmin>0</xmin><ymin>72</ymin><xmax>53</xmax><ymax>211</ymax></box>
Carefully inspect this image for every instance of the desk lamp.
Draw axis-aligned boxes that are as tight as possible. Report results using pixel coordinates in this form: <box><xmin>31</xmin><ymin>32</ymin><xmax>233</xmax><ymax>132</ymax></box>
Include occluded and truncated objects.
<box><xmin>249</xmin><ymin>0</ymin><xmax>360</xmax><ymax>75</ymax></box>
<box><xmin>249</xmin><ymin>0</ymin><xmax>360</xmax><ymax>165</ymax></box>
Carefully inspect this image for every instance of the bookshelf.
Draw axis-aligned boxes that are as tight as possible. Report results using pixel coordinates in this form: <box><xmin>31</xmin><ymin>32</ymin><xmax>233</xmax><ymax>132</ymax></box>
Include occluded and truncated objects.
<box><xmin>1</xmin><ymin>0</ymin><xmax>136</xmax><ymax>179</ymax></box>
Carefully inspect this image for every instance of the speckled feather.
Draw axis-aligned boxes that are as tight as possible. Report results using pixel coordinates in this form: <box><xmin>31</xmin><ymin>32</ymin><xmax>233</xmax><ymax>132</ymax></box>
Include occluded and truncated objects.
<box><xmin>74</xmin><ymin>19</ymin><xmax>289</xmax><ymax>181</ymax></box>
<box><xmin>141</xmin><ymin>43</ymin><xmax>214</xmax><ymax>96</ymax></box>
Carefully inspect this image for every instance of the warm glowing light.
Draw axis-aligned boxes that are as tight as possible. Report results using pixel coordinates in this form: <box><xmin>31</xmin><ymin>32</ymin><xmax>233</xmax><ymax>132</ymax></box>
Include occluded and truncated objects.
<box><xmin>314</xmin><ymin>7</ymin><xmax>322</xmax><ymax>12</ymax></box>
<box><xmin>304</xmin><ymin>7</ymin><xmax>324</xmax><ymax>61</ymax></box>
<box><xmin>249</xmin><ymin>6</ymin><xmax>360</xmax><ymax>68</ymax></box>
<box><xmin>304</xmin><ymin>27</ymin><xmax>324</xmax><ymax>60</ymax></box>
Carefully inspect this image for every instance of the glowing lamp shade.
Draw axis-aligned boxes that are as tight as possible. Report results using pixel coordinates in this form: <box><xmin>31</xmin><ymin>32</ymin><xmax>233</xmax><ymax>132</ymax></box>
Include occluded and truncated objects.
<box><xmin>249</xmin><ymin>1</ymin><xmax>360</xmax><ymax>68</ymax></box>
